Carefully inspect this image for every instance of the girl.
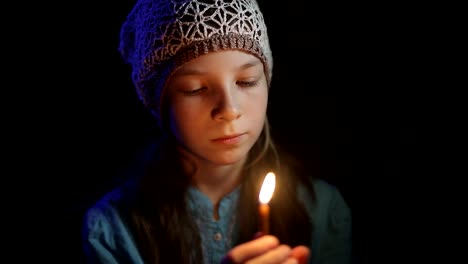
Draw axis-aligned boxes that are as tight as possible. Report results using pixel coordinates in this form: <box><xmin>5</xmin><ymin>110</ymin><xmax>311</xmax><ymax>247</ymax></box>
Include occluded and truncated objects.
<box><xmin>82</xmin><ymin>0</ymin><xmax>352</xmax><ymax>263</ymax></box>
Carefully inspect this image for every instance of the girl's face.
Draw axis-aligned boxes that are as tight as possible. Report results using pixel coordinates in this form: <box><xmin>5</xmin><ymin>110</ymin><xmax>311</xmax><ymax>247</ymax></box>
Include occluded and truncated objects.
<box><xmin>165</xmin><ymin>50</ymin><xmax>268</xmax><ymax>166</ymax></box>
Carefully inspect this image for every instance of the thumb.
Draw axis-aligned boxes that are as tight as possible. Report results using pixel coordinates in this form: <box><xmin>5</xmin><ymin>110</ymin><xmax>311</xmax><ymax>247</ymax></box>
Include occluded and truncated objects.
<box><xmin>290</xmin><ymin>246</ymin><xmax>310</xmax><ymax>264</ymax></box>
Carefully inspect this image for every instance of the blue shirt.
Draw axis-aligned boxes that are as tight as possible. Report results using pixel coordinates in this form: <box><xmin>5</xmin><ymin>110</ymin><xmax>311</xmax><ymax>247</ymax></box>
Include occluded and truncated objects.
<box><xmin>82</xmin><ymin>179</ymin><xmax>352</xmax><ymax>263</ymax></box>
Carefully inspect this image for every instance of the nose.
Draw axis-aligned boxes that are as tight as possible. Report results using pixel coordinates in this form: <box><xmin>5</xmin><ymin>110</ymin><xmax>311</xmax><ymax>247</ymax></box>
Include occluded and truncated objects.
<box><xmin>212</xmin><ymin>88</ymin><xmax>241</xmax><ymax>122</ymax></box>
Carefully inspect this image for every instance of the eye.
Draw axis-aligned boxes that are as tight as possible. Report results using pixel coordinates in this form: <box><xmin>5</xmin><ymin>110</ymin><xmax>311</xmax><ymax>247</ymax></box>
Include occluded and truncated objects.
<box><xmin>237</xmin><ymin>80</ymin><xmax>259</xmax><ymax>88</ymax></box>
<box><xmin>180</xmin><ymin>87</ymin><xmax>207</xmax><ymax>96</ymax></box>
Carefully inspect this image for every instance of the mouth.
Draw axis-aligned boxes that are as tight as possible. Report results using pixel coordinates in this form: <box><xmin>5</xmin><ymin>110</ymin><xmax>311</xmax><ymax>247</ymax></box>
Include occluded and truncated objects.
<box><xmin>212</xmin><ymin>133</ymin><xmax>246</xmax><ymax>144</ymax></box>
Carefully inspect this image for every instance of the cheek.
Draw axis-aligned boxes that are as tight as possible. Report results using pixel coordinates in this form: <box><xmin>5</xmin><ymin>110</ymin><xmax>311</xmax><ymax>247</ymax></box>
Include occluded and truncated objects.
<box><xmin>244</xmin><ymin>90</ymin><xmax>268</xmax><ymax>132</ymax></box>
<box><xmin>168</xmin><ymin>105</ymin><xmax>189</xmax><ymax>136</ymax></box>
<box><xmin>168</xmin><ymin>108</ymin><xmax>179</xmax><ymax>138</ymax></box>
<box><xmin>246</xmin><ymin>89</ymin><xmax>268</xmax><ymax>117</ymax></box>
<box><xmin>168</xmin><ymin>101</ymin><xmax>203</xmax><ymax>142</ymax></box>
<box><xmin>254</xmin><ymin>100</ymin><xmax>268</xmax><ymax>130</ymax></box>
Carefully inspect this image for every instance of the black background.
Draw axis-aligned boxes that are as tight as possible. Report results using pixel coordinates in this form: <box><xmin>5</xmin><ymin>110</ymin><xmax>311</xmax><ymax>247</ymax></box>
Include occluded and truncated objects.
<box><xmin>34</xmin><ymin>0</ymin><xmax>403</xmax><ymax>263</ymax></box>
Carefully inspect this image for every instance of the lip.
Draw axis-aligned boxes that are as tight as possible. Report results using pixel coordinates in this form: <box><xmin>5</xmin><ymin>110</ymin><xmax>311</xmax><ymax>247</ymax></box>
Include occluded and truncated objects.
<box><xmin>212</xmin><ymin>133</ymin><xmax>246</xmax><ymax>145</ymax></box>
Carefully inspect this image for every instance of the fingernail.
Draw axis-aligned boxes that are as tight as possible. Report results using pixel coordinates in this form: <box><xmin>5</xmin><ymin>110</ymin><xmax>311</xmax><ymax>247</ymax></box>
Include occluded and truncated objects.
<box><xmin>253</xmin><ymin>231</ymin><xmax>264</xmax><ymax>239</ymax></box>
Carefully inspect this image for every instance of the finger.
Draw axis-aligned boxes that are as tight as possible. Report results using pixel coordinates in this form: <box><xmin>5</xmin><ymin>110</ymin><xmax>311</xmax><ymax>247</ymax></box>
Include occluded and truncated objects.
<box><xmin>225</xmin><ymin>235</ymin><xmax>279</xmax><ymax>263</ymax></box>
<box><xmin>245</xmin><ymin>244</ymin><xmax>291</xmax><ymax>264</ymax></box>
<box><xmin>283</xmin><ymin>258</ymin><xmax>299</xmax><ymax>264</ymax></box>
<box><xmin>289</xmin><ymin>246</ymin><xmax>310</xmax><ymax>264</ymax></box>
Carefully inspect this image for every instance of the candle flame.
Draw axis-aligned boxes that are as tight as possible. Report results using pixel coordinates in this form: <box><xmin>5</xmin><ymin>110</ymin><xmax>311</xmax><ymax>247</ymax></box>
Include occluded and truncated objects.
<box><xmin>259</xmin><ymin>172</ymin><xmax>276</xmax><ymax>204</ymax></box>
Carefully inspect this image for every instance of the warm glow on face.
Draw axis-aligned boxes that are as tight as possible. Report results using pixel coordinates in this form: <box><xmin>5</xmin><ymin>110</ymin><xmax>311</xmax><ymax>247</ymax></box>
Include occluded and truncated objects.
<box><xmin>259</xmin><ymin>172</ymin><xmax>276</xmax><ymax>204</ymax></box>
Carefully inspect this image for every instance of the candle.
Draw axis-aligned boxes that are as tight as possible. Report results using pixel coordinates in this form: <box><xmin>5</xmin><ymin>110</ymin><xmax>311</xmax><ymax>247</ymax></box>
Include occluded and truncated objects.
<box><xmin>258</xmin><ymin>172</ymin><xmax>276</xmax><ymax>234</ymax></box>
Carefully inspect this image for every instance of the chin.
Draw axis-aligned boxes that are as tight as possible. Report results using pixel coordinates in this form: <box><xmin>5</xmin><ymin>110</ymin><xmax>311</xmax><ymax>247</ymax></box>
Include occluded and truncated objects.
<box><xmin>210</xmin><ymin>156</ymin><xmax>244</xmax><ymax>166</ymax></box>
<box><xmin>207</xmin><ymin>149</ymin><xmax>248</xmax><ymax>166</ymax></box>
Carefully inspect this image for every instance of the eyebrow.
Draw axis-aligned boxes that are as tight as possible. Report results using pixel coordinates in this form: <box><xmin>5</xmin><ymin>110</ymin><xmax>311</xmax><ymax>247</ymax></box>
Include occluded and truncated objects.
<box><xmin>174</xmin><ymin>58</ymin><xmax>262</xmax><ymax>77</ymax></box>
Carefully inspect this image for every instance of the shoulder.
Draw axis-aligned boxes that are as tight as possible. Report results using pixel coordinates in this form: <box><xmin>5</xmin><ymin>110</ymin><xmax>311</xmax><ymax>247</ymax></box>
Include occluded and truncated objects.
<box><xmin>311</xmin><ymin>178</ymin><xmax>351</xmax><ymax>228</ymax></box>
<box><xmin>81</xmin><ymin>186</ymin><xmax>145</xmax><ymax>263</ymax></box>
<box><xmin>298</xmin><ymin>178</ymin><xmax>353</xmax><ymax>263</ymax></box>
<box><xmin>83</xmin><ymin>187</ymin><xmax>128</xmax><ymax>239</ymax></box>
<box><xmin>297</xmin><ymin>178</ymin><xmax>352</xmax><ymax>239</ymax></box>
<box><xmin>313</xmin><ymin>179</ymin><xmax>348</xmax><ymax>209</ymax></box>
<box><xmin>298</xmin><ymin>178</ymin><xmax>349</xmax><ymax>211</ymax></box>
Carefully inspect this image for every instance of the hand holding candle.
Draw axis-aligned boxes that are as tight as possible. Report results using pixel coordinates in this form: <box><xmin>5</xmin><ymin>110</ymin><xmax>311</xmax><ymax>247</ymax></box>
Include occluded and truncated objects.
<box><xmin>258</xmin><ymin>172</ymin><xmax>276</xmax><ymax>235</ymax></box>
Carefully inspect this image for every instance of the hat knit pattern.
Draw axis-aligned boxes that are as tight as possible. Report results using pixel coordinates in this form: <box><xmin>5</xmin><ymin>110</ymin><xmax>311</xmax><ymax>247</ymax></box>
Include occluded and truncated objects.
<box><xmin>119</xmin><ymin>0</ymin><xmax>273</xmax><ymax>123</ymax></box>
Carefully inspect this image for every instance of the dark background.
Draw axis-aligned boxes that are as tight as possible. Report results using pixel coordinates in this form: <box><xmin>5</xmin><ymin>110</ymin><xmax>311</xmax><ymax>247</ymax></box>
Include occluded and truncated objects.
<box><xmin>36</xmin><ymin>0</ymin><xmax>402</xmax><ymax>263</ymax></box>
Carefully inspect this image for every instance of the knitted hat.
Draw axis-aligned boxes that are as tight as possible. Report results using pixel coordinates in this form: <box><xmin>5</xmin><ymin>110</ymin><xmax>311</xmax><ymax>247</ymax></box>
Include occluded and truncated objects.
<box><xmin>119</xmin><ymin>0</ymin><xmax>273</xmax><ymax>125</ymax></box>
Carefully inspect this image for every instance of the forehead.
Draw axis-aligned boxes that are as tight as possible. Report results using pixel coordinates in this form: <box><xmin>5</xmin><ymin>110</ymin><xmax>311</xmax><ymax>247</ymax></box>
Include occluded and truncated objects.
<box><xmin>172</xmin><ymin>50</ymin><xmax>263</xmax><ymax>77</ymax></box>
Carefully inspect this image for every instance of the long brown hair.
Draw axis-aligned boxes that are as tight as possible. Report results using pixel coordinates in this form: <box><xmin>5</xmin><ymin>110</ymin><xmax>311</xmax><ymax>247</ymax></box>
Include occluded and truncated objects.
<box><xmin>122</xmin><ymin>119</ymin><xmax>315</xmax><ymax>263</ymax></box>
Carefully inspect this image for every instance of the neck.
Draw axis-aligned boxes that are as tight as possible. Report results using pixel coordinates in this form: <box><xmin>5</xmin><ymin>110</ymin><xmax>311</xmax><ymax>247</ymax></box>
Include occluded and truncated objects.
<box><xmin>192</xmin><ymin>161</ymin><xmax>244</xmax><ymax>205</ymax></box>
<box><xmin>177</xmin><ymin>146</ymin><xmax>246</xmax><ymax>219</ymax></box>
